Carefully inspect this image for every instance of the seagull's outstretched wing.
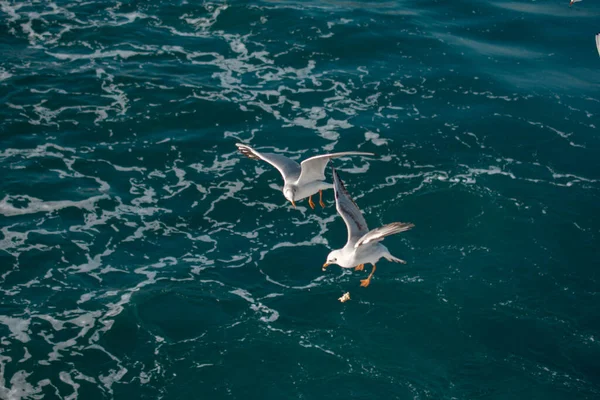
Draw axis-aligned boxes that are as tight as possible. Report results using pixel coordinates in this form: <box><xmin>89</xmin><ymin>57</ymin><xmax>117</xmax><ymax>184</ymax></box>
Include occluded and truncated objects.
<box><xmin>297</xmin><ymin>151</ymin><xmax>375</xmax><ymax>186</ymax></box>
<box><xmin>236</xmin><ymin>144</ymin><xmax>301</xmax><ymax>182</ymax></box>
<box><xmin>332</xmin><ymin>168</ymin><xmax>369</xmax><ymax>246</ymax></box>
<box><xmin>354</xmin><ymin>222</ymin><xmax>414</xmax><ymax>249</ymax></box>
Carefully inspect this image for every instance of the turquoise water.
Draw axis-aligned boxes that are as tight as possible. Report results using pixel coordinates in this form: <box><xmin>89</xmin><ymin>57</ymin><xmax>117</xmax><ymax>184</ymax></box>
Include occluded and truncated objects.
<box><xmin>1</xmin><ymin>0</ymin><xmax>600</xmax><ymax>398</ymax></box>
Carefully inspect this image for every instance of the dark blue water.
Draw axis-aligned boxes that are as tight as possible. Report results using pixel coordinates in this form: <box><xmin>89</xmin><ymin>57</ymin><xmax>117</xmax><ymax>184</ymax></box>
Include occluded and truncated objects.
<box><xmin>1</xmin><ymin>0</ymin><xmax>600</xmax><ymax>398</ymax></box>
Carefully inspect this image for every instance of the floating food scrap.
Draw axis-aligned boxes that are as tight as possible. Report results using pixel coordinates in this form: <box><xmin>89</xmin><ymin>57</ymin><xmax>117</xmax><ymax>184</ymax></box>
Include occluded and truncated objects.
<box><xmin>338</xmin><ymin>292</ymin><xmax>351</xmax><ymax>303</ymax></box>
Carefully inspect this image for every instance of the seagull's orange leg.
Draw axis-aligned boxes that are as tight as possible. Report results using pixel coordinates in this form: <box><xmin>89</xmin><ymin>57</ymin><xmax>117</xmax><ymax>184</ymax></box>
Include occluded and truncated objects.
<box><xmin>360</xmin><ymin>264</ymin><xmax>376</xmax><ymax>287</ymax></box>
<box><xmin>319</xmin><ymin>190</ymin><xmax>325</xmax><ymax>208</ymax></box>
<box><xmin>308</xmin><ymin>195</ymin><xmax>315</xmax><ymax>209</ymax></box>
<box><xmin>355</xmin><ymin>264</ymin><xmax>364</xmax><ymax>271</ymax></box>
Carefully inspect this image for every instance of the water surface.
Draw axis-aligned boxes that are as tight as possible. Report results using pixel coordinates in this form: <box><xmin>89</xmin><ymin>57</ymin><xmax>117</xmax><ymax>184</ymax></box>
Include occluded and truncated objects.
<box><xmin>1</xmin><ymin>0</ymin><xmax>600</xmax><ymax>398</ymax></box>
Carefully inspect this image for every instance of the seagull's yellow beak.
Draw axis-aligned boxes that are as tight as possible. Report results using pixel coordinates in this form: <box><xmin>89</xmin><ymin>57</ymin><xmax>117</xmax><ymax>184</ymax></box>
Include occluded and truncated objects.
<box><xmin>322</xmin><ymin>262</ymin><xmax>329</xmax><ymax>271</ymax></box>
<box><xmin>290</xmin><ymin>200</ymin><xmax>296</xmax><ymax>208</ymax></box>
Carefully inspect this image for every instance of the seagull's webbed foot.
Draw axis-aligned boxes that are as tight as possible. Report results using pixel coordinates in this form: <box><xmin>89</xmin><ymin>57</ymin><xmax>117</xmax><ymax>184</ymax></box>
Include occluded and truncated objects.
<box><xmin>319</xmin><ymin>190</ymin><xmax>325</xmax><ymax>208</ymax></box>
<box><xmin>360</xmin><ymin>264</ymin><xmax>376</xmax><ymax>287</ymax></box>
<box><xmin>308</xmin><ymin>196</ymin><xmax>315</xmax><ymax>210</ymax></box>
<box><xmin>355</xmin><ymin>264</ymin><xmax>364</xmax><ymax>271</ymax></box>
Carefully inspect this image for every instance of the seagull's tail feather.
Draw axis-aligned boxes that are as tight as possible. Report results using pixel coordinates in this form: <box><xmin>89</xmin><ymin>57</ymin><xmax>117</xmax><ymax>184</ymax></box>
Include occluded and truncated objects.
<box><xmin>235</xmin><ymin>143</ymin><xmax>260</xmax><ymax>160</ymax></box>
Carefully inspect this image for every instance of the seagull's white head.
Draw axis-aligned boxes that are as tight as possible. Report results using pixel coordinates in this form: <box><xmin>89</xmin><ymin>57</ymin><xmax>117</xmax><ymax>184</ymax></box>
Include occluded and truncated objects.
<box><xmin>283</xmin><ymin>185</ymin><xmax>296</xmax><ymax>208</ymax></box>
<box><xmin>322</xmin><ymin>249</ymin><xmax>342</xmax><ymax>271</ymax></box>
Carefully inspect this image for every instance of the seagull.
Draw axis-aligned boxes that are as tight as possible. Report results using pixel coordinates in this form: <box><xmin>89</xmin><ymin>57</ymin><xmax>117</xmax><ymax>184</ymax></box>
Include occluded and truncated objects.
<box><xmin>236</xmin><ymin>143</ymin><xmax>375</xmax><ymax>209</ymax></box>
<box><xmin>322</xmin><ymin>168</ymin><xmax>414</xmax><ymax>287</ymax></box>
<box><xmin>569</xmin><ymin>0</ymin><xmax>582</xmax><ymax>6</ymax></box>
<box><xmin>596</xmin><ymin>33</ymin><xmax>600</xmax><ymax>57</ymax></box>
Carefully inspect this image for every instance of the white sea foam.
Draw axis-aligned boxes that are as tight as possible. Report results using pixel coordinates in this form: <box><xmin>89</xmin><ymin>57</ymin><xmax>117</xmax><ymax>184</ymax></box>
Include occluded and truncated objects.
<box><xmin>230</xmin><ymin>288</ymin><xmax>280</xmax><ymax>323</ymax></box>
<box><xmin>0</xmin><ymin>370</ymin><xmax>50</xmax><ymax>400</ymax></box>
<box><xmin>0</xmin><ymin>67</ymin><xmax>12</xmax><ymax>81</ymax></box>
<box><xmin>364</xmin><ymin>131</ymin><xmax>390</xmax><ymax>146</ymax></box>
<box><xmin>0</xmin><ymin>195</ymin><xmax>108</xmax><ymax>217</ymax></box>
<box><xmin>0</xmin><ymin>317</ymin><xmax>31</xmax><ymax>343</ymax></box>
<box><xmin>59</xmin><ymin>371</ymin><xmax>80</xmax><ymax>400</ymax></box>
<box><xmin>47</xmin><ymin>49</ymin><xmax>148</xmax><ymax>61</ymax></box>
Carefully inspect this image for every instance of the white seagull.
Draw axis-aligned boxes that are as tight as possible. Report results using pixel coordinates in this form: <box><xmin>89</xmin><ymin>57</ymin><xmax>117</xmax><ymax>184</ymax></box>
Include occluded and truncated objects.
<box><xmin>236</xmin><ymin>143</ymin><xmax>375</xmax><ymax>209</ymax></box>
<box><xmin>322</xmin><ymin>168</ymin><xmax>414</xmax><ymax>287</ymax></box>
<box><xmin>596</xmin><ymin>33</ymin><xmax>600</xmax><ymax>57</ymax></box>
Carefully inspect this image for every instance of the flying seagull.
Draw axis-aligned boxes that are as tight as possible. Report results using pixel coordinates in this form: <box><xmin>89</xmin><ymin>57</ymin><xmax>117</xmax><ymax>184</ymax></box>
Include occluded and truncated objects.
<box><xmin>322</xmin><ymin>168</ymin><xmax>414</xmax><ymax>287</ymax></box>
<box><xmin>236</xmin><ymin>143</ymin><xmax>375</xmax><ymax>209</ymax></box>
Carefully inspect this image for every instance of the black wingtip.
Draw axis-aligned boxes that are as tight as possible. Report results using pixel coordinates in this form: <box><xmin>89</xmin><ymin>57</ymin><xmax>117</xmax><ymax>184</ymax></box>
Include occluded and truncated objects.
<box><xmin>393</xmin><ymin>222</ymin><xmax>415</xmax><ymax>232</ymax></box>
<box><xmin>332</xmin><ymin>167</ymin><xmax>347</xmax><ymax>191</ymax></box>
<box><xmin>236</xmin><ymin>143</ymin><xmax>260</xmax><ymax>160</ymax></box>
<box><xmin>332</xmin><ymin>168</ymin><xmax>360</xmax><ymax>208</ymax></box>
<box><xmin>332</xmin><ymin>168</ymin><xmax>340</xmax><ymax>200</ymax></box>
<box><xmin>331</xmin><ymin>167</ymin><xmax>340</xmax><ymax>184</ymax></box>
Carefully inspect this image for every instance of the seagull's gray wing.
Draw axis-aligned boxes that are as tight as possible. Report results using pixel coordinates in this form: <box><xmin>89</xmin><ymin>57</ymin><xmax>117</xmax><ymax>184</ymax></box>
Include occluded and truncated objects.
<box><xmin>236</xmin><ymin>143</ymin><xmax>301</xmax><ymax>182</ymax></box>
<box><xmin>297</xmin><ymin>151</ymin><xmax>375</xmax><ymax>186</ymax></box>
<box><xmin>354</xmin><ymin>222</ymin><xmax>414</xmax><ymax>249</ymax></box>
<box><xmin>332</xmin><ymin>168</ymin><xmax>369</xmax><ymax>246</ymax></box>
